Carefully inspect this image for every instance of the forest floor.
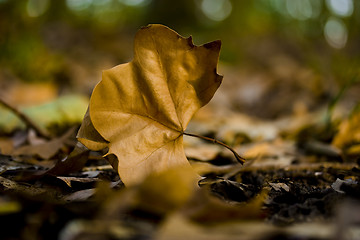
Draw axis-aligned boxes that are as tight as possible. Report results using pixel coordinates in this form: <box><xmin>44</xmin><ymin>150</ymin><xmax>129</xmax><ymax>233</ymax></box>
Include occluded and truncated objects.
<box><xmin>0</xmin><ymin>62</ymin><xmax>360</xmax><ymax>240</ymax></box>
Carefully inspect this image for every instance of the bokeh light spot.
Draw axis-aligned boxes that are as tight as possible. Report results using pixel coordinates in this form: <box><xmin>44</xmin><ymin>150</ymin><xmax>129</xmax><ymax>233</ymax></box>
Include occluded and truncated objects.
<box><xmin>66</xmin><ymin>0</ymin><xmax>93</xmax><ymax>12</ymax></box>
<box><xmin>286</xmin><ymin>0</ymin><xmax>313</xmax><ymax>20</ymax></box>
<box><xmin>27</xmin><ymin>0</ymin><xmax>49</xmax><ymax>17</ymax></box>
<box><xmin>93</xmin><ymin>0</ymin><xmax>111</xmax><ymax>6</ymax></box>
<box><xmin>324</xmin><ymin>17</ymin><xmax>348</xmax><ymax>49</ymax></box>
<box><xmin>121</xmin><ymin>0</ymin><xmax>151</xmax><ymax>7</ymax></box>
<box><xmin>201</xmin><ymin>0</ymin><xmax>232</xmax><ymax>22</ymax></box>
<box><xmin>326</xmin><ymin>0</ymin><xmax>353</xmax><ymax>17</ymax></box>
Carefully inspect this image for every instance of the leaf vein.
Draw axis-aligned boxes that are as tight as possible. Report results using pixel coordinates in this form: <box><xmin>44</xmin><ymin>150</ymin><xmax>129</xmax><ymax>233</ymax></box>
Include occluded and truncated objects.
<box><xmin>150</xmin><ymin>33</ymin><xmax>183</xmax><ymax>130</ymax></box>
<box><xmin>118</xmin><ymin>134</ymin><xmax>182</xmax><ymax>169</ymax></box>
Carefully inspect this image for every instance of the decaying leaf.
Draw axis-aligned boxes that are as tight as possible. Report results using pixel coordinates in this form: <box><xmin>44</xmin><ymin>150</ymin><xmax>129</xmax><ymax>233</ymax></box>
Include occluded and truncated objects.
<box><xmin>78</xmin><ymin>24</ymin><xmax>222</xmax><ymax>186</ymax></box>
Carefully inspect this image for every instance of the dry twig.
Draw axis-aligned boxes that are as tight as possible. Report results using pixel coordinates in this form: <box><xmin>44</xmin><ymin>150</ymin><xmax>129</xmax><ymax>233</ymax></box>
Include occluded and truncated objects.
<box><xmin>0</xmin><ymin>97</ymin><xmax>52</xmax><ymax>139</ymax></box>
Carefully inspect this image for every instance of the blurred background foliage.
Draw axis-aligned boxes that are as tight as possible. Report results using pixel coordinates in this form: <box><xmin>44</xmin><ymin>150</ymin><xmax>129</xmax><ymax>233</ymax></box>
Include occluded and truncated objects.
<box><xmin>0</xmin><ymin>0</ymin><xmax>359</xmax><ymax>118</ymax></box>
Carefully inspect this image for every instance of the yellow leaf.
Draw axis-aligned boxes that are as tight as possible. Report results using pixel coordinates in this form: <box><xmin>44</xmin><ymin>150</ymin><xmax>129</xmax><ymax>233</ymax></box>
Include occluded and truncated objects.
<box><xmin>333</xmin><ymin>111</ymin><xmax>360</xmax><ymax>150</ymax></box>
<box><xmin>78</xmin><ymin>24</ymin><xmax>222</xmax><ymax>186</ymax></box>
<box><xmin>135</xmin><ymin>167</ymin><xmax>199</xmax><ymax>215</ymax></box>
<box><xmin>99</xmin><ymin>167</ymin><xmax>199</xmax><ymax>218</ymax></box>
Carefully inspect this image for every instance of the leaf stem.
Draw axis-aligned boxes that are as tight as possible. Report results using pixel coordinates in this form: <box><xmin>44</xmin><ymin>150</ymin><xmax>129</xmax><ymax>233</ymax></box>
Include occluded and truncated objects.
<box><xmin>183</xmin><ymin>132</ymin><xmax>245</xmax><ymax>164</ymax></box>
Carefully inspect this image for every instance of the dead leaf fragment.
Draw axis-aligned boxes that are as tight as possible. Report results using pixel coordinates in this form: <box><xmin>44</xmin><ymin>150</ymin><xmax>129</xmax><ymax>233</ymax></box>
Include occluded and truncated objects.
<box><xmin>64</xmin><ymin>189</ymin><xmax>96</xmax><ymax>202</ymax></box>
<box><xmin>78</xmin><ymin>24</ymin><xmax>222</xmax><ymax>186</ymax></box>
<box><xmin>0</xmin><ymin>176</ymin><xmax>49</xmax><ymax>197</ymax></box>
<box><xmin>57</xmin><ymin>176</ymin><xmax>100</xmax><ymax>188</ymax></box>
<box><xmin>269</xmin><ymin>182</ymin><xmax>290</xmax><ymax>192</ymax></box>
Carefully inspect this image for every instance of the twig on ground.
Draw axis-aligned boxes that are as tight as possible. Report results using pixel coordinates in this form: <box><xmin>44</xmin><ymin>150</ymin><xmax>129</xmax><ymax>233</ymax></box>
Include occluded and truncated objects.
<box><xmin>0</xmin><ymin>97</ymin><xmax>52</xmax><ymax>139</ymax></box>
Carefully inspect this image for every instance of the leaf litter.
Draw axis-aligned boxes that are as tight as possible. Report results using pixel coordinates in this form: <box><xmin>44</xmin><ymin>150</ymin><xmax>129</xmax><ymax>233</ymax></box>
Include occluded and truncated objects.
<box><xmin>0</xmin><ymin>24</ymin><xmax>359</xmax><ymax>240</ymax></box>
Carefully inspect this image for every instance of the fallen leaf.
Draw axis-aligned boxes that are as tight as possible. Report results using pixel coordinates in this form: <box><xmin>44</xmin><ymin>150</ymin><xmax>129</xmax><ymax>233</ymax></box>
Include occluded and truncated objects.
<box><xmin>46</xmin><ymin>142</ymin><xmax>90</xmax><ymax>176</ymax></box>
<box><xmin>14</xmin><ymin>142</ymin><xmax>90</xmax><ymax>181</ymax></box>
<box><xmin>269</xmin><ymin>182</ymin><xmax>290</xmax><ymax>192</ymax></box>
<box><xmin>56</xmin><ymin>176</ymin><xmax>100</xmax><ymax>188</ymax></box>
<box><xmin>216</xmin><ymin>113</ymin><xmax>279</xmax><ymax>143</ymax></box>
<box><xmin>185</xmin><ymin>144</ymin><xmax>222</xmax><ymax>161</ymax></box>
<box><xmin>331</xmin><ymin>178</ymin><xmax>358</xmax><ymax>194</ymax></box>
<box><xmin>0</xmin><ymin>154</ymin><xmax>36</xmax><ymax>173</ymax></box>
<box><xmin>78</xmin><ymin>24</ymin><xmax>222</xmax><ymax>186</ymax></box>
<box><xmin>100</xmin><ymin>167</ymin><xmax>199</xmax><ymax>220</ymax></box>
<box><xmin>12</xmin><ymin>127</ymin><xmax>76</xmax><ymax>159</ymax></box>
<box><xmin>333</xmin><ymin>111</ymin><xmax>360</xmax><ymax>151</ymax></box>
<box><xmin>346</xmin><ymin>144</ymin><xmax>360</xmax><ymax>155</ymax></box>
<box><xmin>241</xmin><ymin>139</ymin><xmax>296</xmax><ymax>167</ymax></box>
<box><xmin>64</xmin><ymin>189</ymin><xmax>96</xmax><ymax>202</ymax></box>
<box><xmin>0</xmin><ymin>176</ymin><xmax>51</xmax><ymax>198</ymax></box>
<box><xmin>190</xmin><ymin>161</ymin><xmax>236</xmax><ymax>176</ymax></box>
<box><xmin>77</xmin><ymin>108</ymin><xmax>108</xmax><ymax>151</ymax></box>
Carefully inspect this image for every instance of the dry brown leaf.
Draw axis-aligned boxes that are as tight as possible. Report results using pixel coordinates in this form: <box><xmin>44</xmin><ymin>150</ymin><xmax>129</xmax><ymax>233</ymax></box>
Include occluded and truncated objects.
<box><xmin>46</xmin><ymin>142</ymin><xmax>90</xmax><ymax>176</ymax></box>
<box><xmin>12</xmin><ymin>127</ymin><xmax>75</xmax><ymax>159</ymax></box>
<box><xmin>0</xmin><ymin>176</ymin><xmax>60</xmax><ymax>200</ymax></box>
<box><xmin>77</xmin><ymin>108</ymin><xmax>108</xmax><ymax>151</ymax></box>
<box><xmin>190</xmin><ymin>162</ymin><xmax>236</xmax><ymax>176</ymax></box>
<box><xmin>64</xmin><ymin>189</ymin><xmax>96</xmax><ymax>202</ymax></box>
<box><xmin>78</xmin><ymin>24</ymin><xmax>222</xmax><ymax>186</ymax></box>
<box><xmin>185</xmin><ymin>144</ymin><xmax>221</xmax><ymax>161</ymax></box>
<box><xmin>333</xmin><ymin>111</ymin><xmax>360</xmax><ymax>151</ymax></box>
<box><xmin>56</xmin><ymin>176</ymin><xmax>100</xmax><ymax>188</ymax></box>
